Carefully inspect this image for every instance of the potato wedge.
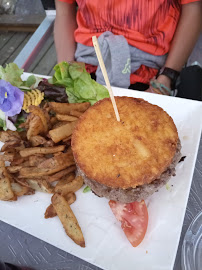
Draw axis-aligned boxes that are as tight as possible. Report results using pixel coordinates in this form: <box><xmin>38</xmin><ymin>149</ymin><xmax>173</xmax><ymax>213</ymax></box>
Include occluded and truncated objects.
<box><xmin>0</xmin><ymin>153</ymin><xmax>15</xmax><ymax>162</ymax></box>
<box><xmin>29</xmin><ymin>155</ymin><xmax>47</xmax><ymax>167</ymax></box>
<box><xmin>0</xmin><ymin>162</ymin><xmax>15</xmax><ymax>201</ymax></box>
<box><xmin>49</xmin><ymin>122</ymin><xmax>77</xmax><ymax>143</ymax></box>
<box><xmin>11</xmin><ymin>182</ymin><xmax>35</xmax><ymax>197</ymax></box>
<box><xmin>19</xmin><ymin>152</ymin><xmax>75</xmax><ymax>178</ymax></box>
<box><xmin>44</xmin><ymin>204</ymin><xmax>57</xmax><ymax>219</ymax></box>
<box><xmin>55</xmin><ymin>175</ymin><xmax>84</xmax><ymax>195</ymax></box>
<box><xmin>56</xmin><ymin>114</ymin><xmax>78</xmax><ymax>122</ymax></box>
<box><xmin>29</xmin><ymin>106</ymin><xmax>49</xmax><ymax>133</ymax></box>
<box><xmin>65</xmin><ymin>192</ymin><xmax>76</xmax><ymax>205</ymax></box>
<box><xmin>69</xmin><ymin>110</ymin><xmax>83</xmax><ymax>118</ymax></box>
<box><xmin>48</xmin><ymin>166</ymin><xmax>76</xmax><ymax>183</ymax></box>
<box><xmin>29</xmin><ymin>135</ymin><xmax>47</xmax><ymax>147</ymax></box>
<box><xmin>45</xmin><ymin>192</ymin><xmax>76</xmax><ymax>219</ymax></box>
<box><xmin>20</xmin><ymin>145</ymin><xmax>65</xmax><ymax>157</ymax></box>
<box><xmin>51</xmin><ymin>193</ymin><xmax>85</xmax><ymax>247</ymax></box>
<box><xmin>7</xmin><ymin>165</ymin><xmax>22</xmax><ymax>174</ymax></box>
<box><xmin>26</xmin><ymin>179</ymin><xmax>53</xmax><ymax>193</ymax></box>
<box><xmin>49</xmin><ymin>102</ymin><xmax>90</xmax><ymax>115</ymax></box>
<box><xmin>27</xmin><ymin>115</ymin><xmax>44</xmax><ymax>140</ymax></box>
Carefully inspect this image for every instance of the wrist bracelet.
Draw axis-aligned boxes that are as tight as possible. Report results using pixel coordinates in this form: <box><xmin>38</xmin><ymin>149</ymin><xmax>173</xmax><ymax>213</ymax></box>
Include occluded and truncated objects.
<box><xmin>150</xmin><ymin>79</ymin><xmax>174</xmax><ymax>96</ymax></box>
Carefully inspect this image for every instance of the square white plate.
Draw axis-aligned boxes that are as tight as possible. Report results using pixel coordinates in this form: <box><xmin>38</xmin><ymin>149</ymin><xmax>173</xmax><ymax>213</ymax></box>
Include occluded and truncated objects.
<box><xmin>0</xmin><ymin>73</ymin><xmax>202</xmax><ymax>270</ymax></box>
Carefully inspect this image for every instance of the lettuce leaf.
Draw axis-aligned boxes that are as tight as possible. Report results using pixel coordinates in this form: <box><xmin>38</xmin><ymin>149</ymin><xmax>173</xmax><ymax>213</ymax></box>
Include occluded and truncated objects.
<box><xmin>50</xmin><ymin>62</ymin><xmax>109</xmax><ymax>105</ymax></box>
<box><xmin>0</xmin><ymin>63</ymin><xmax>23</xmax><ymax>87</ymax></box>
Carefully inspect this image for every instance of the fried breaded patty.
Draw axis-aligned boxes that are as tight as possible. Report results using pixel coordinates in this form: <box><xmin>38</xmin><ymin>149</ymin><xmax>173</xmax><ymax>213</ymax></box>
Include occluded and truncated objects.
<box><xmin>71</xmin><ymin>97</ymin><xmax>179</xmax><ymax>189</ymax></box>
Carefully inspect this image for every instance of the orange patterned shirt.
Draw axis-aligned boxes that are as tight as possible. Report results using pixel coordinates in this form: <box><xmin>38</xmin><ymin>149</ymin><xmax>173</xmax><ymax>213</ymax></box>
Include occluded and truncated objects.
<box><xmin>58</xmin><ymin>0</ymin><xmax>200</xmax><ymax>84</ymax></box>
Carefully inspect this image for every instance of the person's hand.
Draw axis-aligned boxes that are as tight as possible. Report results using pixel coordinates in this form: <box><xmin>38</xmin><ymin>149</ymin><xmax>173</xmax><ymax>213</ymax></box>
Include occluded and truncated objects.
<box><xmin>146</xmin><ymin>75</ymin><xmax>171</xmax><ymax>95</ymax></box>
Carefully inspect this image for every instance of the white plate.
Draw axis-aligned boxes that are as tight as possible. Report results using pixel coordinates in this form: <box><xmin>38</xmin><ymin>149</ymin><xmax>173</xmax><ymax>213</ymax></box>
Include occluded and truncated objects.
<box><xmin>0</xmin><ymin>73</ymin><xmax>202</xmax><ymax>270</ymax></box>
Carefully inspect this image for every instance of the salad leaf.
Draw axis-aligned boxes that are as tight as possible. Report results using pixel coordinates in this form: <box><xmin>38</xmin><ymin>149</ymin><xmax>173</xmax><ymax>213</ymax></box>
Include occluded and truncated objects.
<box><xmin>83</xmin><ymin>186</ymin><xmax>91</xmax><ymax>193</ymax></box>
<box><xmin>0</xmin><ymin>63</ymin><xmax>23</xmax><ymax>87</ymax></box>
<box><xmin>51</xmin><ymin>62</ymin><xmax>109</xmax><ymax>105</ymax></box>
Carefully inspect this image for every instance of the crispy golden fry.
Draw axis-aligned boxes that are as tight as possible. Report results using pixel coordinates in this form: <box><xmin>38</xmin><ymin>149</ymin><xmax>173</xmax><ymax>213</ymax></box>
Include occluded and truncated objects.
<box><xmin>1</xmin><ymin>139</ymin><xmax>21</xmax><ymax>152</ymax></box>
<box><xmin>44</xmin><ymin>192</ymin><xmax>76</xmax><ymax>219</ymax></box>
<box><xmin>63</xmin><ymin>135</ymin><xmax>72</xmax><ymax>142</ymax></box>
<box><xmin>29</xmin><ymin>155</ymin><xmax>47</xmax><ymax>167</ymax></box>
<box><xmin>65</xmin><ymin>192</ymin><xmax>76</xmax><ymax>205</ymax></box>
<box><xmin>55</xmin><ymin>175</ymin><xmax>84</xmax><ymax>195</ymax></box>
<box><xmin>0</xmin><ymin>161</ymin><xmax>16</xmax><ymax>201</ymax></box>
<box><xmin>29</xmin><ymin>135</ymin><xmax>47</xmax><ymax>147</ymax></box>
<box><xmin>51</xmin><ymin>193</ymin><xmax>85</xmax><ymax>247</ymax></box>
<box><xmin>29</xmin><ymin>105</ymin><xmax>49</xmax><ymax>133</ymax></box>
<box><xmin>14</xmin><ymin>178</ymin><xmax>30</xmax><ymax>188</ymax></box>
<box><xmin>56</xmin><ymin>114</ymin><xmax>78</xmax><ymax>122</ymax></box>
<box><xmin>11</xmin><ymin>182</ymin><xmax>35</xmax><ymax>197</ymax></box>
<box><xmin>0</xmin><ymin>153</ymin><xmax>15</xmax><ymax>162</ymax></box>
<box><xmin>27</xmin><ymin>115</ymin><xmax>44</xmax><ymax>140</ymax></box>
<box><xmin>0</xmin><ymin>131</ymin><xmax>21</xmax><ymax>143</ymax></box>
<box><xmin>7</xmin><ymin>165</ymin><xmax>22</xmax><ymax>174</ymax></box>
<box><xmin>50</xmin><ymin>117</ymin><xmax>58</xmax><ymax>126</ymax></box>
<box><xmin>49</xmin><ymin>102</ymin><xmax>90</xmax><ymax>115</ymax></box>
<box><xmin>49</xmin><ymin>122</ymin><xmax>77</xmax><ymax>143</ymax></box>
<box><xmin>48</xmin><ymin>165</ymin><xmax>76</xmax><ymax>183</ymax></box>
<box><xmin>19</xmin><ymin>152</ymin><xmax>75</xmax><ymax>178</ymax></box>
<box><xmin>20</xmin><ymin>145</ymin><xmax>65</xmax><ymax>158</ymax></box>
<box><xmin>52</xmin><ymin>121</ymin><xmax>69</xmax><ymax>130</ymax></box>
<box><xmin>10</xmin><ymin>154</ymin><xmax>25</xmax><ymax>166</ymax></box>
<box><xmin>26</xmin><ymin>179</ymin><xmax>53</xmax><ymax>193</ymax></box>
<box><xmin>69</xmin><ymin>110</ymin><xmax>83</xmax><ymax>118</ymax></box>
<box><xmin>55</xmin><ymin>173</ymin><xmax>75</xmax><ymax>185</ymax></box>
<box><xmin>44</xmin><ymin>204</ymin><xmax>57</xmax><ymax>219</ymax></box>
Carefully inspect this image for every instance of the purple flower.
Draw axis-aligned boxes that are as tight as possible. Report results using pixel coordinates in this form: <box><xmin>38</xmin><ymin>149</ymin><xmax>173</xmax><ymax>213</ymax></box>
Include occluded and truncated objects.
<box><xmin>0</xmin><ymin>80</ymin><xmax>24</xmax><ymax>117</ymax></box>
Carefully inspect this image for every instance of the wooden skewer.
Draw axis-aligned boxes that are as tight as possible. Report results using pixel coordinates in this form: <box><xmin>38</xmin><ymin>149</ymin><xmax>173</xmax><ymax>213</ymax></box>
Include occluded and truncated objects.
<box><xmin>92</xmin><ymin>36</ymin><xmax>120</xmax><ymax>122</ymax></box>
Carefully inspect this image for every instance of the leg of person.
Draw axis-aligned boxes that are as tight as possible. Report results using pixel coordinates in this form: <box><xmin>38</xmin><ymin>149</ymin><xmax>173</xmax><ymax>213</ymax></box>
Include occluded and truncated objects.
<box><xmin>176</xmin><ymin>65</ymin><xmax>202</xmax><ymax>101</ymax></box>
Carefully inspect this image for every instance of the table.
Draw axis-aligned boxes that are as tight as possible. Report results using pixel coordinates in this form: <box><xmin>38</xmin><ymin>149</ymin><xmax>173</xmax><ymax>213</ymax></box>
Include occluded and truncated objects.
<box><xmin>0</xmin><ymin>136</ymin><xmax>201</xmax><ymax>270</ymax></box>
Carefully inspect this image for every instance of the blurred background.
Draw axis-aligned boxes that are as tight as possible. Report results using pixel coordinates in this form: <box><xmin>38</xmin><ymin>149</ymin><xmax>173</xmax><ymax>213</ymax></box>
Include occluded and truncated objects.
<box><xmin>0</xmin><ymin>0</ymin><xmax>201</xmax><ymax>77</ymax></box>
<box><xmin>0</xmin><ymin>0</ymin><xmax>56</xmax><ymax>76</ymax></box>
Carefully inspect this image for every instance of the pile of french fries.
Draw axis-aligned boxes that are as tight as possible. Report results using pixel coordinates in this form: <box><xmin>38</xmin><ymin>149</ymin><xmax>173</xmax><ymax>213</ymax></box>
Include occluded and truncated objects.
<box><xmin>0</xmin><ymin>101</ymin><xmax>91</xmax><ymax>247</ymax></box>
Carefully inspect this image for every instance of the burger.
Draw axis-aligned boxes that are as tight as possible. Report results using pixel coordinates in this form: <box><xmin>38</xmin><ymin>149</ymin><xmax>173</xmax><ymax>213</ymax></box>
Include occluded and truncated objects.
<box><xmin>71</xmin><ymin>97</ymin><xmax>181</xmax><ymax>203</ymax></box>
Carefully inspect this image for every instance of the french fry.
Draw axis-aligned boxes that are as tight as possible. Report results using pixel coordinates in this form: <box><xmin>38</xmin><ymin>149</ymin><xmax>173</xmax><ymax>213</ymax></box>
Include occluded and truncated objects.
<box><xmin>44</xmin><ymin>204</ymin><xmax>57</xmax><ymax>219</ymax></box>
<box><xmin>55</xmin><ymin>175</ymin><xmax>84</xmax><ymax>195</ymax></box>
<box><xmin>26</xmin><ymin>179</ymin><xmax>53</xmax><ymax>193</ymax></box>
<box><xmin>29</xmin><ymin>135</ymin><xmax>47</xmax><ymax>147</ymax></box>
<box><xmin>44</xmin><ymin>192</ymin><xmax>76</xmax><ymax>219</ymax></box>
<box><xmin>65</xmin><ymin>192</ymin><xmax>76</xmax><ymax>205</ymax></box>
<box><xmin>19</xmin><ymin>153</ymin><xmax>75</xmax><ymax>178</ymax></box>
<box><xmin>48</xmin><ymin>165</ymin><xmax>76</xmax><ymax>183</ymax></box>
<box><xmin>27</xmin><ymin>115</ymin><xmax>44</xmax><ymax>140</ymax></box>
<box><xmin>0</xmin><ymin>162</ymin><xmax>16</xmax><ymax>201</ymax></box>
<box><xmin>49</xmin><ymin>102</ymin><xmax>90</xmax><ymax>115</ymax></box>
<box><xmin>56</xmin><ymin>114</ymin><xmax>78</xmax><ymax>122</ymax></box>
<box><xmin>51</xmin><ymin>193</ymin><xmax>85</xmax><ymax>247</ymax></box>
<box><xmin>11</xmin><ymin>182</ymin><xmax>35</xmax><ymax>197</ymax></box>
<box><xmin>20</xmin><ymin>145</ymin><xmax>65</xmax><ymax>157</ymax></box>
<box><xmin>1</xmin><ymin>139</ymin><xmax>21</xmax><ymax>152</ymax></box>
<box><xmin>7</xmin><ymin>165</ymin><xmax>22</xmax><ymax>174</ymax></box>
<box><xmin>0</xmin><ymin>131</ymin><xmax>21</xmax><ymax>143</ymax></box>
<box><xmin>0</xmin><ymin>153</ymin><xmax>15</xmax><ymax>162</ymax></box>
<box><xmin>49</xmin><ymin>122</ymin><xmax>77</xmax><ymax>143</ymax></box>
<box><xmin>29</xmin><ymin>106</ymin><xmax>49</xmax><ymax>133</ymax></box>
<box><xmin>29</xmin><ymin>155</ymin><xmax>47</xmax><ymax>167</ymax></box>
<box><xmin>50</xmin><ymin>117</ymin><xmax>57</xmax><ymax>126</ymax></box>
<box><xmin>69</xmin><ymin>110</ymin><xmax>83</xmax><ymax>118</ymax></box>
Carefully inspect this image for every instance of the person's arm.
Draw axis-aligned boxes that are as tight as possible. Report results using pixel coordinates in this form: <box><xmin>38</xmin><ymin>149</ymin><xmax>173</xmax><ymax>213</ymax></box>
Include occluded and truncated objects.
<box><xmin>54</xmin><ymin>0</ymin><xmax>77</xmax><ymax>63</ymax></box>
<box><xmin>152</xmin><ymin>1</ymin><xmax>202</xmax><ymax>92</ymax></box>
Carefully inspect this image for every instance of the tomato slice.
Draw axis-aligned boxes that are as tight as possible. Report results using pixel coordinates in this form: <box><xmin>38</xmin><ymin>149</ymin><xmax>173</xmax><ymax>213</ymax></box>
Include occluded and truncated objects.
<box><xmin>109</xmin><ymin>200</ymin><xmax>148</xmax><ymax>247</ymax></box>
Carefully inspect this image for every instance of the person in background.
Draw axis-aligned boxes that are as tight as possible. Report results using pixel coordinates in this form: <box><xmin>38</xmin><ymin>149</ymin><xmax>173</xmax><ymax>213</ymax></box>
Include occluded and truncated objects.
<box><xmin>54</xmin><ymin>0</ymin><xmax>202</xmax><ymax>100</ymax></box>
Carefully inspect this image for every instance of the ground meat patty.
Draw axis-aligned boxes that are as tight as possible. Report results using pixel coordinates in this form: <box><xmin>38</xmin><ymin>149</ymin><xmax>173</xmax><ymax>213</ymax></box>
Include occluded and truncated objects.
<box><xmin>77</xmin><ymin>140</ymin><xmax>182</xmax><ymax>203</ymax></box>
